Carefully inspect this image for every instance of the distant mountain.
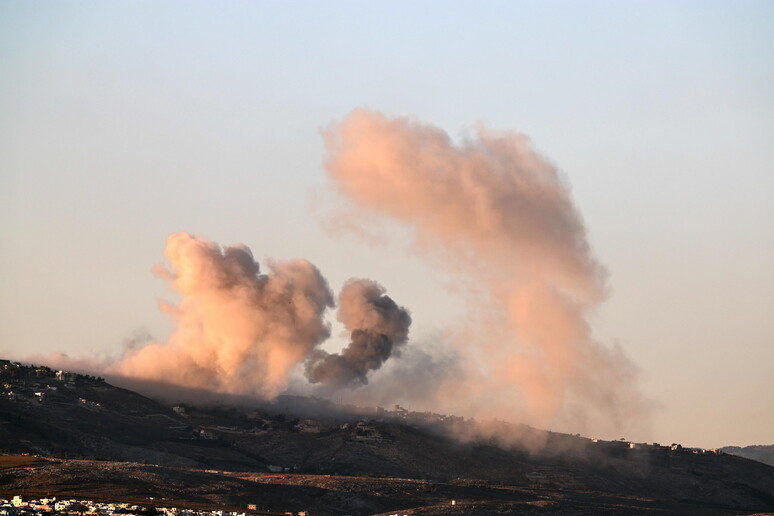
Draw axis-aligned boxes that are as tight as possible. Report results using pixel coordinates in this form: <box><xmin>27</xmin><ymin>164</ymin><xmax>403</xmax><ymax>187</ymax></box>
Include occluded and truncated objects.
<box><xmin>2</xmin><ymin>359</ymin><xmax>774</xmax><ymax>515</ymax></box>
<box><xmin>721</xmin><ymin>444</ymin><xmax>774</xmax><ymax>467</ymax></box>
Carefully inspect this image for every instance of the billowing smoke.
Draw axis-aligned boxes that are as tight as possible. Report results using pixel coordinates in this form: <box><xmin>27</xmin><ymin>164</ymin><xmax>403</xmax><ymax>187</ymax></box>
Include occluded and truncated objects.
<box><xmin>100</xmin><ymin>232</ymin><xmax>412</xmax><ymax>400</ymax></box>
<box><xmin>25</xmin><ymin>109</ymin><xmax>647</xmax><ymax>441</ymax></box>
<box><xmin>109</xmin><ymin>232</ymin><xmax>336</xmax><ymax>399</ymax></box>
<box><xmin>305</xmin><ymin>279</ymin><xmax>411</xmax><ymax>389</ymax></box>
<box><xmin>323</xmin><ymin>109</ymin><xmax>648</xmax><ymax>437</ymax></box>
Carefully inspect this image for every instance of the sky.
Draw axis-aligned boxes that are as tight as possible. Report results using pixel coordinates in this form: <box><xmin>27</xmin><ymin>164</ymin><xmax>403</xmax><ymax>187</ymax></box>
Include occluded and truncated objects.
<box><xmin>1</xmin><ymin>0</ymin><xmax>772</xmax><ymax>449</ymax></box>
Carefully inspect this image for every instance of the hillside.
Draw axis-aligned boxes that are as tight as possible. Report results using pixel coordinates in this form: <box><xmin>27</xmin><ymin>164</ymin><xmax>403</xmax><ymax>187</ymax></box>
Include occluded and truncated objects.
<box><xmin>721</xmin><ymin>444</ymin><xmax>774</xmax><ymax>467</ymax></box>
<box><xmin>2</xmin><ymin>360</ymin><xmax>774</xmax><ymax>515</ymax></box>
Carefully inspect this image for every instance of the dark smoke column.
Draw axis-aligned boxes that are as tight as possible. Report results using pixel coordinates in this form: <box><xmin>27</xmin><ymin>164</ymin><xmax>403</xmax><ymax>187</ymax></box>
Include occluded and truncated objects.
<box><xmin>306</xmin><ymin>279</ymin><xmax>411</xmax><ymax>389</ymax></box>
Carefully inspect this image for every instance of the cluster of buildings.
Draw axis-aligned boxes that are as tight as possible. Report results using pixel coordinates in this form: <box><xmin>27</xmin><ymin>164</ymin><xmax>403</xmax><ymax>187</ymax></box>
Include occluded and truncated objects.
<box><xmin>665</xmin><ymin>443</ymin><xmax>723</xmax><ymax>455</ymax></box>
<box><xmin>2</xmin><ymin>497</ymin><xmax>147</xmax><ymax>515</ymax></box>
<box><xmin>590</xmin><ymin>438</ymin><xmax>723</xmax><ymax>455</ymax></box>
<box><xmin>1</xmin><ymin>497</ymin><xmax>308</xmax><ymax>516</ymax></box>
<box><xmin>353</xmin><ymin>419</ymin><xmax>386</xmax><ymax>442</ymax></box>
<box><xmin>369</xmin><ymin>404</ymin><xmax>465</xmax><ymax>427</ymax></box>
<box><xmin>0</xmin><ymin>361</ymin><xmax>95</xmax><ymax>406</ymax></box>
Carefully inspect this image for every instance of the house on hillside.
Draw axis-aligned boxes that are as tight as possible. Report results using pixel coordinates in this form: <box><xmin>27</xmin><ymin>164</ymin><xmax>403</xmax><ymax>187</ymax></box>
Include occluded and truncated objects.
<box><xmin>354</xmin><ymin>420</ymin><xmax>384</xmax><ymax>442</ymax></box>
<box><xmin>55</xmin><ymin>371</ymin><xmax>77</xmax><ymax>385</ymax></box>
<box><xmin>392</xmin><ymin>404</ymin><xmax>408</xmax><ymax>414</ymax></box>
<box><xmin>33</xmin><ymin>368</ymin><xmax>51</xmax><ymax>378</ymax></box>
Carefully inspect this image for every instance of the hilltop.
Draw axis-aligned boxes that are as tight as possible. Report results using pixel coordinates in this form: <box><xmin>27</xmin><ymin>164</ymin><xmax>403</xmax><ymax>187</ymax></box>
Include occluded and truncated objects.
<box><xmin>1</xmin><ymin>359</ymin><xmax>774</xmax><ymax>515</ymax></box>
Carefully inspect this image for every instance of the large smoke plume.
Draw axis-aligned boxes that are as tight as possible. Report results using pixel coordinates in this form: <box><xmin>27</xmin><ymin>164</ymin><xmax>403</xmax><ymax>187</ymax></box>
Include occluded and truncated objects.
<box><xmin>323</xmin><ymin>109</ymin><xmax>648</xmax><ymax>436</ymax></box>
<box><xmin>29</xmin><ymin>109</ymin><xmax>647</xmax><ymax>441</ymax></box>
<box><xmin>306</xmin><ymin>279</ymin><xmax>411</xmax><ymax>389</ymax></box>
<box><xmin>109</xmin><ymin>233</ymin><xmax>334</xmax><ymax>398</ymax></box>
<box><xmin>107</xmin><ymin>232</ymin><xmax>409</xmax><ymax>399</ymax></box>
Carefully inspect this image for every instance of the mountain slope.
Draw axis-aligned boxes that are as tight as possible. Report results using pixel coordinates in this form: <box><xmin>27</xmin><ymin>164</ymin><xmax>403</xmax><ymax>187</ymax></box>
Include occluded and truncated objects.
<box><xmin>2</xmin><ymin>360</ymin><xmax>774</xmax><ymax>515</ymax></box>
<box><xmin>721</xmin><ymin>444</ymin><xmax>774</xmax><ymax>467</ymax></box>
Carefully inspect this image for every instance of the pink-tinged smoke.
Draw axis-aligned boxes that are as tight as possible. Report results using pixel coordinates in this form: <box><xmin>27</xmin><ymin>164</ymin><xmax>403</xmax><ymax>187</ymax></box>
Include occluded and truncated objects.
<box><xmin>323</xmin><ymin>109</ymin><xmax>648</xmax><ymax>436</ymax></box>
<box><xmin>109</xmin><ymin>232</ymin><xmax>335</xmax><ymax>399</ymax></box>
<box><xmin>98</xmin><ymin>232</ymin><xmax>412</xmax><ymax>400</ymax></box>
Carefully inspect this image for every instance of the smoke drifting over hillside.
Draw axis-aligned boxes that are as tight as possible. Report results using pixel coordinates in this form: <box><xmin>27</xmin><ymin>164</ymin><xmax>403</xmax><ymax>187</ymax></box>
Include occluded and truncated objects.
<box><xmin>110</xmin><ymin>233</ymin><xmax>334</xmax><ymax>398</ymax></box>
<box><xmin>31</xmin><ymin>110</ymin><xmax>647</xmax><ymax>440</ymax></box>
<box><xmin>323</xmin><ymin>109</ymin><xmax>648</xmax><ymax>436</ymax></box>
<box><xmin>306</xmin><ymin>279</ymin><xmax>411</xmax><ymax>389</ymax></box>
<box><xmin>106</xmin><ymin>232</ymin><xmax>410</xmax><ymax>399</ymax></box>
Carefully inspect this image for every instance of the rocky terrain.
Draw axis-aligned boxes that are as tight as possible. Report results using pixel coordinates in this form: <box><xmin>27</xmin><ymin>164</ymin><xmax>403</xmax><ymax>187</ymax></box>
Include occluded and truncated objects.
<box><xmin>2</xmin><ymin>360</ymin><xmax>774</xmax><ymax>515</ymax></box>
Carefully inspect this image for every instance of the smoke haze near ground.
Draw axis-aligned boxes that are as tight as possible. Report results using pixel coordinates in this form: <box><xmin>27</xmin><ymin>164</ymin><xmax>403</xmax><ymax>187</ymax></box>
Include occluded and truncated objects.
<box><xmin>323</xmin><ymin>109</ymin><xmax>650</xmax><ymax>438</ymax></box>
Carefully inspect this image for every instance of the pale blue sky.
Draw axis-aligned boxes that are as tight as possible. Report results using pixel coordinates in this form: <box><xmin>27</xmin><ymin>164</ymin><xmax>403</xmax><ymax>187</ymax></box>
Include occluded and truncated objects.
<box><xmin>1</xmin><ymin>1</ymin><xmax>772</xmax><ymax>448</ymax></box>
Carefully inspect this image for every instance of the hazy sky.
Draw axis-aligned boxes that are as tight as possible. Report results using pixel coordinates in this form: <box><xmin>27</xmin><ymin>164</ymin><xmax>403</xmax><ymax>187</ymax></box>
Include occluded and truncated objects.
<box><xmin>1</xmin><ymin>1</ymin><xmax>772</xmax><ymax>449</ymax></box>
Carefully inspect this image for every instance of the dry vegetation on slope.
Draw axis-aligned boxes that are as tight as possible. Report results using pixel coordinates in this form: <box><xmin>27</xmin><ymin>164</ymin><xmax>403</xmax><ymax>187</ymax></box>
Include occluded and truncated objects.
<box><xmin>2</xmin><ymin>361</ymin><xmax>774</xmax><ymax>515</ymax></box>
